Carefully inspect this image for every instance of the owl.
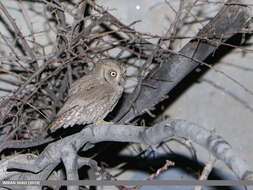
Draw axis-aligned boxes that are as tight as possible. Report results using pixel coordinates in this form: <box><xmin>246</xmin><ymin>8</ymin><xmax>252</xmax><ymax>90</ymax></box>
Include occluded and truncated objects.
<box><xmin>49</xmin><ymin>59</ymin><xmax>125</xmax><ymax>132</ymax></box>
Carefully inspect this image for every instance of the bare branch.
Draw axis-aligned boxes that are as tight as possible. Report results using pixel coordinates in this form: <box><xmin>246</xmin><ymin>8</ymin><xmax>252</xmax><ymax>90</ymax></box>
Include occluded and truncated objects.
<box><xmin>3</xmin><ymin>119</ymin><xmax>253</xmax><ymax>182</ymax></box>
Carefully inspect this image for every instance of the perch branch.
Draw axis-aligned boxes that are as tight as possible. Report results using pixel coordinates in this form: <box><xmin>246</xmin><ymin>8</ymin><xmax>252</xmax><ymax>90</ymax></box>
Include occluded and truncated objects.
<box><xmin>4</xmin><ymin>119</ymin><xmax>253</xmax><ymax>182</ymax></box>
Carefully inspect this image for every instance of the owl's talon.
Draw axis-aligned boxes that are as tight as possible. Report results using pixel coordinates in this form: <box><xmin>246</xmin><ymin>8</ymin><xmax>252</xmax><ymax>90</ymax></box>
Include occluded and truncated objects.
<box><xmin>94</xmin><ymin>120</ymin><xmax>114</xmax><ymax>126</ymax></box>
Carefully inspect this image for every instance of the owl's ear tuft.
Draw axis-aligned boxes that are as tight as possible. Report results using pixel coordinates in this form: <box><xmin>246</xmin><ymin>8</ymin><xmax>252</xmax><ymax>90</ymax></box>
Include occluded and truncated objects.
<box><xmin>91</xmin><ymin>62</ymin><xmax>103</xmax><ymax>74</ymax></box>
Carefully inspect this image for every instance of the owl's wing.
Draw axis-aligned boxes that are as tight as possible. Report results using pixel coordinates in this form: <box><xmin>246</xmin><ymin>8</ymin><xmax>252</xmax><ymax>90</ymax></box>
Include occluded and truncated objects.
<box><xmin>49</xmin><ymin>80</ymin><xmax>123</xmax><ymax>132</ymax></box>
<box><xmin>75</xmin><ymin>84</ymin><xmax>122</xmax><ymax>123</ymax></box>
<box><xmin>48</xmin><ymin>104</ymin><xmax>81</xmax><ymax>132</ymax></box>
<box><xmin>68</xmin><ymin>74</ymin><xmax>100</xmax><ymax>97</ymax></box>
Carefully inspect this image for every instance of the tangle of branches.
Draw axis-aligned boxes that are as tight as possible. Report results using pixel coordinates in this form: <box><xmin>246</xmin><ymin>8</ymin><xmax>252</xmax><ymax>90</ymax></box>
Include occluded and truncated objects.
<box><xmin>0</xmin><ymin>0</ymin><xmax>252</xmax><ymax>190</ymax></box>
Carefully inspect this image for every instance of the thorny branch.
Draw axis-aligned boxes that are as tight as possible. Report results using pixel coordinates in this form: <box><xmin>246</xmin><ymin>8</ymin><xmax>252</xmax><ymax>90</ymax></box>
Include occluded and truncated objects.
<box><xmin>114</xmin><ymin>0</ymin><xmax>251</xmax><ymax>123</ymax></box>
<box><xmin>0</xmin><ymin>0</ymin><xmax>252</xmax><ymax>188</ymax></box>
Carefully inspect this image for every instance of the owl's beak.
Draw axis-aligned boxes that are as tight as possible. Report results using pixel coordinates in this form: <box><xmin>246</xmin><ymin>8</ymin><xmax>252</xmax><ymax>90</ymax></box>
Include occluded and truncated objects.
<box><xmin>119</xmin><ymin>77</ymin><xmax>125</xmax><ymax>86</ymax></box>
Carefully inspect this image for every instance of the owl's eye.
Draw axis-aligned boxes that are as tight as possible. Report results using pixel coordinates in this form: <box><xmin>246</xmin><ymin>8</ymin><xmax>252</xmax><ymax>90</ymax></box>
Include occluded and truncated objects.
<box><xmin>110</xmin><ymin>70</ymin><xmax>117</xmax><ymax>77</ymax></box>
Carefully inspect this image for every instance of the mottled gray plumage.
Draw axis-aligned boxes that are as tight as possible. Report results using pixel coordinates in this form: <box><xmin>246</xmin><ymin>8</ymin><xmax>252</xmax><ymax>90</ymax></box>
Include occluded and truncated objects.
<box><xmin>49</xmin><ymin>60</ymin><xmax>125</xmax><ymax>132</ymax></box>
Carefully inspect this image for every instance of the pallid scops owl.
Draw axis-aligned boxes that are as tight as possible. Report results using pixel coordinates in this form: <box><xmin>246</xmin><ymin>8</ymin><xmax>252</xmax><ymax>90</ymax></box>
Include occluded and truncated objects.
<box><xmin>49</xmin><ymin>59</ymin><xmax>125</xmax><ymax>132</ymax></box>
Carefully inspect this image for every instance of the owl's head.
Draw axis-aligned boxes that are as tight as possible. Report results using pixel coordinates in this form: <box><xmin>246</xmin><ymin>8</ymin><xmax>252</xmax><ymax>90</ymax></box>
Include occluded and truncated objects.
<box><xmin>93</xmin><ymin>59</ymin><xmax>126</xmax><ymax>87</ymax></box>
